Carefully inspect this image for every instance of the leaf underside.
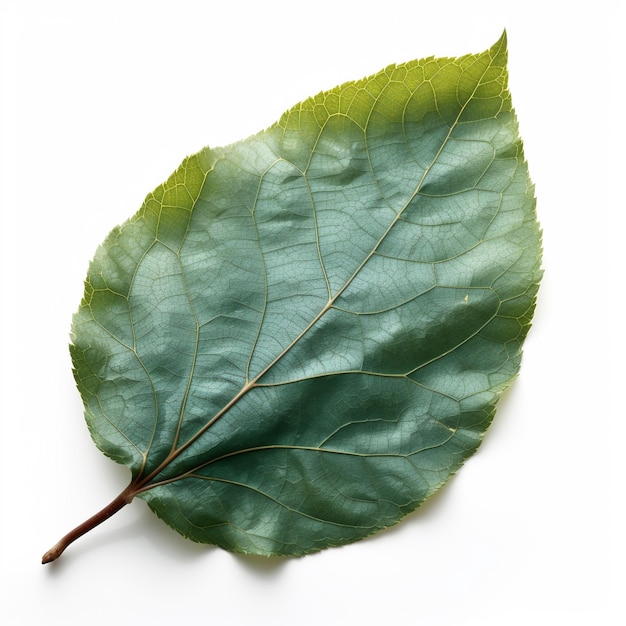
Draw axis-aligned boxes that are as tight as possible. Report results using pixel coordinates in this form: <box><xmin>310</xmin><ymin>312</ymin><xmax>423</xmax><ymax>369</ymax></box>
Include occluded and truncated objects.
<box><xmin>70</xmin><ymin>32</ymin><xmax>541</xmax><ymax>556</ymax></box>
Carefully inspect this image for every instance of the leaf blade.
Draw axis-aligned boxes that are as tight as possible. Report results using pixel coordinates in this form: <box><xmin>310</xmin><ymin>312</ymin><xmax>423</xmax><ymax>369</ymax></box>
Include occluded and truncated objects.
<box><xmin>70</xmin><ymin>32</ymin><xmax>542</xmax><ymax>556</ymax></box>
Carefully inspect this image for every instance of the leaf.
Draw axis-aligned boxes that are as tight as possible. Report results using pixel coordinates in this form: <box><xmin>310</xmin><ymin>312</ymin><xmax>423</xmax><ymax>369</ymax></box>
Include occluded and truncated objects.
<box><xmin>43</xmin><ymin>32</ymin><xmax>541</xmax><ymax>563</ymax></box>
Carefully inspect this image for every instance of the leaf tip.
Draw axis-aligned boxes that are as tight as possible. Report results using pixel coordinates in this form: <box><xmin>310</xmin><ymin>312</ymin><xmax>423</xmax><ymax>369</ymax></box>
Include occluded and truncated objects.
<box><xmin>493</xmin><ymin>29</ymin><xmax>508</xmax><ymax>54</ymax></box>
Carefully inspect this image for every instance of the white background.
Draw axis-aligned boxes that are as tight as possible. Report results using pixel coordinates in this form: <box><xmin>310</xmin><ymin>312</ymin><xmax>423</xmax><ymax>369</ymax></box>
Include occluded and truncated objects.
<box><xmin>1</xmin><ymin>1</ymin><xmax>623</xmax><ymax>624</ymax></box>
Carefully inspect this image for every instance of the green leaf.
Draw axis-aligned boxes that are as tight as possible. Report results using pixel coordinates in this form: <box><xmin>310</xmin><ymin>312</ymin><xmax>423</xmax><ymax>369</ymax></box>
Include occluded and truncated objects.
<box><xmin>44</xmin><ymin>32</ymin><xmax>541</xmax><ymax>562</ymax></box>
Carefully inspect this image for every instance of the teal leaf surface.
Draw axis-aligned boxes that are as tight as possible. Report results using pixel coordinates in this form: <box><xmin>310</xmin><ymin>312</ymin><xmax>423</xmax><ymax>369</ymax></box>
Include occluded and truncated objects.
<box><xmin>68</xmin><ymin>33</ymin><xmax>541</xmax><ymax>557</ymax></box>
